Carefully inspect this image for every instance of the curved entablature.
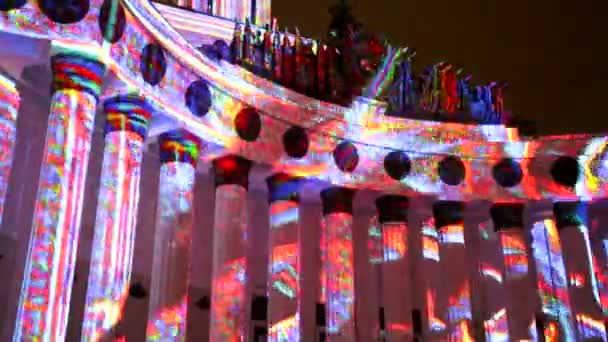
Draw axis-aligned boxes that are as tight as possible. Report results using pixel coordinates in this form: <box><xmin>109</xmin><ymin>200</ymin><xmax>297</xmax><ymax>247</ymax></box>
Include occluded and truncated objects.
<box><xmin>0</xmin><ymin>0</ymin><xmax>606</xmax><ymax>202</ymax></box>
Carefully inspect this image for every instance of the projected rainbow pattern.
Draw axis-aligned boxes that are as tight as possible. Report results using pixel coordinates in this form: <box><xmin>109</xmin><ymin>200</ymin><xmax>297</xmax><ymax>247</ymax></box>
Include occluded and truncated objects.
<box><xmin>438</xmin><ymin>224</ymin><xmax>473</xmax><ymax>341</ymax></box>
<box><xmin>82</xmin><ymin>130</ymin><xmax>145</xmax><ymax>341</ymax></box>
<box><xmin>268</xmin><ymin>200</ymin><xmax>300</xmax><ymax>341</ymax></box>
<box><xmin>210</xmin><ymin>185</ymin><xmax>249</xmax><ymax>341</ymax></box>
<box><xmin>0</xmin><ymin>72</ymin><xmax>18</xmax><ymax>227</ymax></box>
<box><xmin>531</xmin><ymin>219</ymin><xmax>575</xmax><ymax>340</ymax></box>
<box><xmin>14</xmin><ymin>89</ymin><xmax>98</xmax><ymax>340</ymax></box>
<box><xmin>146</xmin><ymin>161</ymin><xmax>196</xmax><ymax>341</ymax></box>
<box><xmin>322</xmin><ymin>213</ymin><xmax>355</xmax><ymax>338</ymax></box>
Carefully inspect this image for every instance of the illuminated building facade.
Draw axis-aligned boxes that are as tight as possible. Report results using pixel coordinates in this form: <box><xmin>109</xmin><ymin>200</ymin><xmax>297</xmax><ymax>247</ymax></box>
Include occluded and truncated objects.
<box><xmin>0</xmin><ymin>0</ymin><xmax>607</xmax><ymax>341</ymax></box>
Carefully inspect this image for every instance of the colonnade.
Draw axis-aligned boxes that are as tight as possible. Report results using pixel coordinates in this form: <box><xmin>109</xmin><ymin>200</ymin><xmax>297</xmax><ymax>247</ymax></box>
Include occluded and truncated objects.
<box><xmin>1</xmin><ymin>48</ymin><xmax>608</xmax><ymax>342</ymax></box>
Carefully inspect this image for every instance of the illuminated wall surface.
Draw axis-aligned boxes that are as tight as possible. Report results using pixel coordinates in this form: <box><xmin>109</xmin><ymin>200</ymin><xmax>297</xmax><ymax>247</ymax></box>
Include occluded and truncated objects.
<box><xmin>2</xmin><ymin>1</ymin><xmax>608</xmax><ymax>341</ymax></box>
<box><xmin>0</xmin><ymin>73</ymin><xmax>19</xmax><ymax>228</ymax></box>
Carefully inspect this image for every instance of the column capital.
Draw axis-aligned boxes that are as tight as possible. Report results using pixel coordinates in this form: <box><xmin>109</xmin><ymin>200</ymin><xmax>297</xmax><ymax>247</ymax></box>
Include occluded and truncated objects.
<box><xmin>50</xmin><ymin>50</ymin><xmax>106</xmax><ymax>99</ymax></box>
<box><xmin>553</xmin><ymin>201</ymin><xmax>588</xmax><ymax>229</ymax></box>
<box><xmin>212</xmin><ymin>155</ymin><xmax>252</xmax><ymax>188</ymax></box>
<box><xmin>432</xmin><ymin>200</ymin><xmax>464</xmax><ymax>229</ymax></box>
<box><xmin>103</xmin><ymin>94</ymin><xmax>154</xmax><ymax>140</ymax></box>
<box><xmin>490</xmin><ymin>202</ymin><xmax>525</xmax><ymax>232</ymax></box>
<box><xmin>158</xmin><ymin>129</ymin><xmax>202</xmax><ymax>166</ymax></box>
<box><xmin>320</xmin><ymin>187</ymin><xmax>356</xmax><ymax>216</ymax></box>
<box><xmin>375</xmin><ymin>195</ymin><xmax>409</xmax><ymax>224</ymax></box>
<box><xmin>266</xmin><ymin>172</ymin><xmax>302</xmax><ymax>203</ymax></box>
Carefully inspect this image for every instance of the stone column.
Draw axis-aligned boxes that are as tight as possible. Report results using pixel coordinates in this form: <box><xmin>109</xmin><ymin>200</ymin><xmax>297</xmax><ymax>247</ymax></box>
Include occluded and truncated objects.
<box><xmin>433</xmin><ymin>201</ymin><xmax>473</xmax><ymax>341</ymax></box>
<box><xmin>409</xmin><ymin>200</ymin><xmax>446</xmax><ymax>341</ymax></box>
<box><xmin>375</xmin><ymin>195</ymin><xmax>413</xmax><ymax>341</ymax></box>
<box><xmin>80</xmin><ymin>95</ymin><xmax>153</xmax><ymax>341</ymax></box>
<box><xmin>145</xmin><ymin>130</ymin><xmax>201</xmax><ymax>341</ymax></box>
<box><xmin>209</xmin><ymin>155</ymin><xmax>252</xmax><ymax>341</ymax></box>
<box><xmin>469</xmin><ymin>202</ymin><xmax>509</xmax><ymax>341</ymax></box>
<box><xmin>13</xmin><ymin>47</ymin><xmax>105</xmax><ymax>340</ymax></box>
<box><xmin>320</xmin><ymin>187</ymin><xmax>356</xmax><ymax>341</ymax></box>
<box><xmin>527</xmin><ymin>204</ymin><xmax>576</xmax><ymax>341</ymax></box>
<box><xmin>554</xmin><ymin>201</ymin><xmax>606</xmax><ymax>340</ymax></box>
<box><xmin>266</xmin><ymin>173</ymin><xmax>303</xmax><ymax>341</ymax></box>
<box><xmin>491</xmin><ymin>203</ymin><xmax>536</xmax><ymax>341</ymax></box>
<box><xmin>0</xmin><ymin>72</ymin><xmax>19</xmax><ymax>227</ymax></box>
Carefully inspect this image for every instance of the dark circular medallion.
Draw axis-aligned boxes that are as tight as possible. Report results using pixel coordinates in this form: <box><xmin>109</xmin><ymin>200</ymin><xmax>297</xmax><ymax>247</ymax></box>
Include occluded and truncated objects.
<box><xmin>283</xmin><ymin>126</ymin><xmax>309</xmax><ymax>159</ymax></box>
<box><xmin>185</xmin><ymin>79</ymin><xmax>212</xmax><ymax>118</ymax></box>
<box><xmin>98</xmin><ymin>0</ymin><xmax>126</xmax><ymax>44</ymax></box>
<box><xmin>234</xmin><ymin>107</ymin><xmax>261</xmax><ymax>142</ymax></box>
<box><xmin>492</xmin><ymin>158</ymin><xmax>523</xmax><ymax>188</ymax></box>
<box><xmin>550</xmin><ymin>156</ymin><xmax>580</xmax><ymax>187</ymax></box>
<box><xmin>140</xmin><ymin>43</ymin><xmax>167</xmax><ymax>86</ymax></box>
<box><xmin>38</xmin><ymin>0</ymin><xmax>90</xmax><ymax>24</ymax></box>
<box><xmin>0</xmin><ymin>0</ymin><xmax>26</xmax><ymax>11</ymax></box>
<box><xmin>438</xmin><ymin>156</ymin><xmax>466</xmax><ymax>186</ymax></box>
<box><xmin>384</xmin><ymin>151</ymin><xmax>411</xmax><ymax>180</ymax></box>
<box><xmin>333</xmin><ymin>141</ymin><xmax>359</xmax><ymax>173</ymax></box>
<box><xmin>213</xmin><ymin>40</ymin><xmax>231</xmax><ymax>61</ymax></box>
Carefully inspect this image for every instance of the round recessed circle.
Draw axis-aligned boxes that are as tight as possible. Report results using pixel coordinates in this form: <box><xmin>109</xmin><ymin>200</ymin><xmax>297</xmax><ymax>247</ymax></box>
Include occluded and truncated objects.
<box><xmin>0</xmin><ymin>0</ymin><xmax>26</xmax><ymax>11</ymax></box>
<box><xmin>234</xmin><ymin>107</ymin><xmax>261</xmax><ymax>142</ymax></box>
<box><xmin>185</xmin><ymin>79</ymin><xmax>212</xmax><ymax>118</ymax></box>
<box><xmin>438</xmin><ymin>156</ymin><xmax>466</xmax><ymax>186</ymax></box>
<box><xmin>213</xmin><ymin>39</ymin><xmax>231</xmax><ymax>61</ymax></box>
<box><xmin>333</xmin><ymin>141</ymin><xmax>359</xmax><ymax>173</ymax></box>
<box><xmin>283</xmin><ymin>126</ymin><xmax>309</xmax><ymax>159</ymax></box>
<box><xmin>98</xmin><ymin>0</ymin><xmax>126</xmax><ymax>44</ymax></box>
<box><xmin>140</xmin><ymin>43</ymin><xmax>167</xmax><ymax>86</ymax></box>
<box><xmin>492</xmin><ymin>158</ymin><xmax>523</xmax><ymax>188</ymax></box>
<box><xmin>39</xmin><ymin>0</ymin><xmax>90</xmax><ymax>24</ymax></box>
<box><xmin>551</xmin><ymin>156</ymin><xmax>580</xmax><ymax>187</ymax></box>
<box><xmin>384</xmin><ymin>151</ymin><xmax>411</xmax><ymax>180</ymax></box>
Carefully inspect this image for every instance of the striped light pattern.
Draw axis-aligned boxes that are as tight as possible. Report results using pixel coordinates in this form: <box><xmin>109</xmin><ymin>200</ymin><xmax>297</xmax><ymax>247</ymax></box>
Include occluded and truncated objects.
<box><xmin>81</xmin><ymin>96</ymin><xmax>152</xmax><ymax>341</ymax></box>
<box><xmin>14</xmin><ymin>49</ymin><xmax>104</xmax><ymax>341</ymax></box>
<box><xmin>146</xmin><ymin>131</ymin><xmax>200</xmax><ymax>341</ymax></box>
<box><xmin>0</xmin><ymin>72</ymin><xmax>19</xmax><ymax>227</ymax></box>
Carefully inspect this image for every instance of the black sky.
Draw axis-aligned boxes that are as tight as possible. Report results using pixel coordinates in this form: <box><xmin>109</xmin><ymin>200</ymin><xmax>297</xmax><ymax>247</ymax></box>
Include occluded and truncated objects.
<box><xmin>272</xmin><ymin>0</ymin><xmax>607</xmax><ymax>135</ymax></box>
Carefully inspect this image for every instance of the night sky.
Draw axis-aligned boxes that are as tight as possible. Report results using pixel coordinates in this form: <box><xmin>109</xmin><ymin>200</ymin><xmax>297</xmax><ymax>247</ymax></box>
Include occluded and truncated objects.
<box><xmin>272</xmin><ymin>0</ymin><xmax>607</xmax><ymax>135</ymax></box>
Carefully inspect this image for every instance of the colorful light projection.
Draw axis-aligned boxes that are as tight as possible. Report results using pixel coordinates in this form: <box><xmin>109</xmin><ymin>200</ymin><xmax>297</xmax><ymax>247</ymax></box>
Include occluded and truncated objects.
<box><xmin>530</xmin><ymin>219</ymin><xmax>576</xmax><ymax>341</ymax></box>
<box><xmin>14</xmin><ymin>48</ymin><xmax>105</xmax><ymax>341</ymax></box>
<box><xmin>321</xmin><ymin>212</ymin><xmax>355</xmax><ymax>338</ymax></box>
<box><xmin>419</xmin><ymin>217</ymin><xmax>446</xmax><ymax>338</ymax></box>
<box><xmin>146</xmin><ymin>131</ymin><xmax>201</xmax><ymax>341</ymax></box>
<box><xmin>82</xmin><ymin>96</ymin><xmax>152</xmax><ymax>341</ymax></box>
<box><xmin>553</xmin><ymin>202</ymin><xmax>606</xmax><ymax>341</ymax></box>
<box><xmin>0</xmin><ymin>72</ymin><xmax>19</xmax><ymax>228</ymax></box>
<box><xmin>209</xmin><ymin>155</ymin><xmax>251</xmax><ymax>341</ymax></box>
<box><xmin>374</xmin><ymin>195</ymin><xmax>412</xmax><ymax>340</ymax></box>
<box><xmin>476</xmin><ymin>221</ymin><xmax>510</xmax><ymax>342</ymax></box>
<box><xmin>267</xmin><ymin>174</ymin><xmax>302</xmax><ymax>342</ymax></box>
<box><xmin>433</xmin><ymin>200</ymin><xmax>472</xmax><ymax>341</ymax></box>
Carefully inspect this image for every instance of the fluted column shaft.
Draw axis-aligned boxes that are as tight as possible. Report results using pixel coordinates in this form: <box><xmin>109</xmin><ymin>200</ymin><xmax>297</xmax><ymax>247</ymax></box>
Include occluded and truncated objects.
<box><xmin>209</xmin><ymin>155</ymin><xmax>252</xmax><ymax>341</ymax></box>
<box><xmin>433</xmin><ymin>201</ymin><xmax>473</xmax><ymax>341</ymax></box>
<box><xmin>375</xmin><ymin>195</ymin><xmax>413</xmax><ymax>341</ymax></box>
<box><xmin>491</xmin><ymin>203</ymin><xmax>536</xmax><ymax>340</ymax></box>
<box><xmin>320</xmin><ymin>187</ymin><xmax>356</xmax><ymax>341</ymax></box>
<box><xmin>528</xmin><ymin>207</ymin><xmax>576</xmax><ymax>341</ymax></box>
<box><xmin>413</xmin><ymin>206</ymin><xmax>446</xmax><ymax>341</ymax></box>
<box><xmin>554</xmin><ymin>201</ymin><xmax>606</xmax><ymax>340</ymax></box>
<box><xmin>266</xmin><ymin>173</ymin><xmax>303</xmax><ymax>341</ymax></box>
<box><xmin>0</xmin><ymin>72</ymin><xmax>19</xmax><ymax>227</ymax></box>
<box><xmin>145</xmin><ymin>130</ymin><xmax>201</xmax><ymax>341</ymax></box>
<box><xmin>81</xmin><ymin>95</ymin><xmax>153</xmax><ymax>341</ymax></box>
<box><xmin>14</xmin><ymin>47</ymin><xmax>105</xmax><ymax>341</ymax></box>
